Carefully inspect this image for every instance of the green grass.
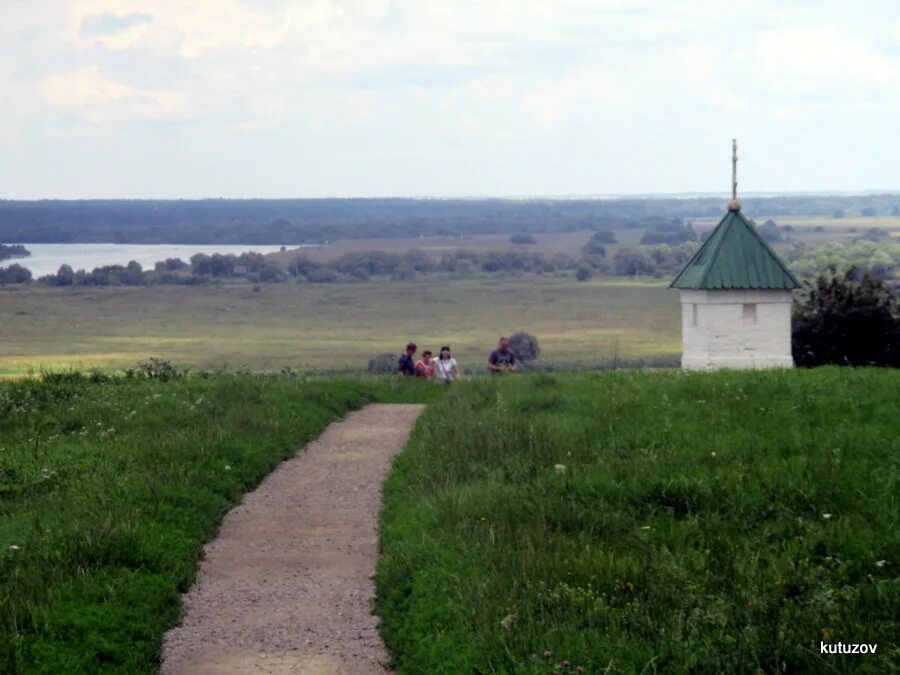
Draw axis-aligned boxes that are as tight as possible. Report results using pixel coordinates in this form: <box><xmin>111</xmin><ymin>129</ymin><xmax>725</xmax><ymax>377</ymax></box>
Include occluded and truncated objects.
<box><xmin>0</xmin><ymin>372</ymin><xmax>440</xmax><ymax>673</ymax></box>
<box><xmin>0</xmin><ymin>278</ymin><xmax>679</xmax><ymax>378</ymax></box>
<box><xmin>377</xmin><ymin>369</ymin><xmax>900</xmax><ymax>673</ymax></box>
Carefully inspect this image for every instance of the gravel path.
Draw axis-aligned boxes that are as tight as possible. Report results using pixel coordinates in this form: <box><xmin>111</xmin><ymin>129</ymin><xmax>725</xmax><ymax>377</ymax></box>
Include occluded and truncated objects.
<box><xmin>161</xmin><ymin>403</ymin><xmax>424</xmax><ymax>675</ymax></box>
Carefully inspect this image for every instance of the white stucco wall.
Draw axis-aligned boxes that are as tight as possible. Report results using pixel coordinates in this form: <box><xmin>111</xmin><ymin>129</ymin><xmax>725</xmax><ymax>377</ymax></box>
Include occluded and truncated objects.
<box><xmin>679</xmin><ymin>289</ymin><xmax>794</xmax><ymax>370</ymax></box>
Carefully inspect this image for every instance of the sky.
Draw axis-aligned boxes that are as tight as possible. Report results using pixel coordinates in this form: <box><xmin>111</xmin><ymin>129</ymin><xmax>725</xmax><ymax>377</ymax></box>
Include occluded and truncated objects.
<box><xmin>2</xmin><ymin>0</ymin><xmax>899</xmax><ymax>199</ymax></box>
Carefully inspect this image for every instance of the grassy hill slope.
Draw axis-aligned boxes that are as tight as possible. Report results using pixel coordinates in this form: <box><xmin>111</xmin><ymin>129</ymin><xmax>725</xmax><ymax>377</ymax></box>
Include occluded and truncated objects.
<box><xmin>0</xmin><ymin>372</ymin><xmax>438</xmax><ymax>673</ymax></box>
<box><xmin>377</xmin><ymin>369</ymin><xmax>899</xmax><ymax>673</ymax></box>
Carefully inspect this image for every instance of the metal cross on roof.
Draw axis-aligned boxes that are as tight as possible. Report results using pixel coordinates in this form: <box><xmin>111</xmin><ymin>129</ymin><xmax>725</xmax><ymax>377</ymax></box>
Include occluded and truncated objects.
<box><xmin>728</xmin><ymin>138</ymin><xmax>741</xmax><ymax>212</ymax></box>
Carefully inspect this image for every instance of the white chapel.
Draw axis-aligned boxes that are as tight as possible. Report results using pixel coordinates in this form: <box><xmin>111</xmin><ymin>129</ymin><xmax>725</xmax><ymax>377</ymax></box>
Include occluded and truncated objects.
<box><xmin>670</xmin><ymin>141</ymin><xmax>801</xmax><ymax>370</ymax></box>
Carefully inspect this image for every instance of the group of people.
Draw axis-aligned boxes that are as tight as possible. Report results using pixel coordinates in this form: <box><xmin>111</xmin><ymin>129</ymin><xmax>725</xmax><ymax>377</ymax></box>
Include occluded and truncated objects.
<box><xmin>398</xmin><ymin>337</ymin><xmax>519</xmax><ymax>381</ymax></box>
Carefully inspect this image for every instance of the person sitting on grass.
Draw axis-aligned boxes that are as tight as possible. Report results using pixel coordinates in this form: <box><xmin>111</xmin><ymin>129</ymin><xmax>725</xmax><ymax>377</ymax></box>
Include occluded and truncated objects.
<box><xmin>434</xmin><ymin>345</ymin><xmax>461</xmax><ymax>383</ymax></box>
<box><xmin>415</xmin><ymin>350</ymin><xmax>436</xmax><ymax>380</ymax></box>
<box><xmin>487</xmin><ymin>336</ymin><xmax>518</xmax><ymax>374</ymax></box>
<box><xmin>398</xmin><ymin>342</ymin><xmax>417</xmax><ymax>376</ymax></box>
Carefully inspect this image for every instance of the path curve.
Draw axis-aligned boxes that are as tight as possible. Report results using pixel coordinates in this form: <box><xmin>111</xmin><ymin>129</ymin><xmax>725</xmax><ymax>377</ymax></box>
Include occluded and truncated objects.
<box><xmin>162</xmin><ymin>403</ymin><xmax>424</xmax><ymax>675</ymax></box>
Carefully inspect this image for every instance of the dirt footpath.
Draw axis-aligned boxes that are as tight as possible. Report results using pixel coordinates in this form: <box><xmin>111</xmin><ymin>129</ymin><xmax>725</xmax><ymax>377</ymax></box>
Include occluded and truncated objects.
<box><xmin>161</xmin><ymin>403</ymin><xmax>424</xmax><ymax>675</ymax></box>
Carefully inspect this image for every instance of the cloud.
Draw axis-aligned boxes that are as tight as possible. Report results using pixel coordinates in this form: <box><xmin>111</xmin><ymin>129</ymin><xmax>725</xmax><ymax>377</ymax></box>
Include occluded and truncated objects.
<box><xmin>3</xmin><ymin>1</ymin><xmax>900</xmax><ymax>197</ymax></box>
<box><xmin>39</xmin><ymin>66</ymin><xmax>186</xmax><ymax>120</ymax></box>
<box><xmin>757</xmin><ymin>24</ymin><xmax>900</xmax><ymax>95</ymax></box>
<box><xmin>66</xmin><ymin>0</ymin><xmax>301</xmax><ymax>56</ymax></box>
<box><xmin>80</xmin><ymin>11</ymin><xmax>153</xmax><ymax>37</ymax></box>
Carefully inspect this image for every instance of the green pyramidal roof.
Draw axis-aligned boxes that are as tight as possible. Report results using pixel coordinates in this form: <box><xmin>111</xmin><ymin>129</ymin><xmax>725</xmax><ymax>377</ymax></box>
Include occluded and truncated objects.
<box><xmin>670</xmin><ymin>209</ymin><xmax>801</xmax><ymax>290</ymax></box>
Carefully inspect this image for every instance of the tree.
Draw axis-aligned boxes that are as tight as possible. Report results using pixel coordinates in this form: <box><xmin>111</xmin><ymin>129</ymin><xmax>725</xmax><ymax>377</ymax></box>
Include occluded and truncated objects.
<box><xmin>508</xmin><ymin>332</ymin><xmax>540</xmax><ymax>364</ymax></box>
<box><xmin>792</xmin><ymin>268</ymin><xmax>900</xmax><ymax>367</ymax></box>
<box><xmin>640</xmin><ymin>224</ymin><xmax>696</xmax><ymax>245</ymax></box>
<box><xmin>576</xmin><ymin>266</ymin><xmax>592</xmax><ymax>282</ymax></box>
<box><xmin>589</xmin><ymin>229</ymin><xmax>618</xmax><ymax>244</ymax></box>
<box><xmin>861</xmin><ymin>207</ymin><xmax>877</xmax><ymax>217</ymax></box>
<box><xmin>510</xmin><ymin>233</ymin><xmax>537</xmax><ymax>245</ymax></box>
<box><xmin>53</xmin><ymin>264</ymin><xmax>75</xmax><ymax>286</ymax></box>
<box><xmin>832</xmin><ymin>209</ymin><xmax>845</xmax><ymax>219</ymax></box>
<box><xmin>0</xmin><ymin>263</ymin><xmax>32</xmax><ymax>284</ymax></box>
<box><xmin>614</xmin><ymin>246</ymin><xmax>655</xmax><ymax>277</ymax></box>
<box><xmin>757</xmin><ymin>219</ymin><xmax>782</xmax><ymax>243</ymax></box>
<box><xmin>582</xmin><ymin>240</ymin><xmax>607</xmax><ymax>256</ymax></box>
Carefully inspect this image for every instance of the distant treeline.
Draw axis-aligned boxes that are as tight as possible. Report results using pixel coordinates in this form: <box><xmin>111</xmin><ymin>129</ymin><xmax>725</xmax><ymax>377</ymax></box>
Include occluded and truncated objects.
<box><xmin>7</xmin><ymin>242</ymin><xmax>698</xmax><ymax>287</ymax></box>
<box><xmin>1</xmin><ymin>195</ymin><xmax>898</xmax><ymax>244</ymax></box>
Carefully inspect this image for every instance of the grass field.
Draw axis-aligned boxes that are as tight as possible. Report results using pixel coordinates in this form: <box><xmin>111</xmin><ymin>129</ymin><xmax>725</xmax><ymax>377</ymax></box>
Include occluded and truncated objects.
<box><xmin>0</xmin><ymin>372</ymin><xmax>439</xmax><ymax>673</ymax></box>
<box><xmin>268</xmin><ymin>231</ymin><xmax>606</xmax><ymax>264</ymax></box>
<box><xmin>377</xmin><ymin>369</ymin><xmax>900</xmax><ymax>673</ymax></box>
<box><xmin>0</xmin><ymin>278</ymin><xmax>680</xmax><ymax>378</ymax></box>
<box><xmin>693</xmin><ymin>215</ymin><xmax>900</xmax><ymax>243</ymax></box>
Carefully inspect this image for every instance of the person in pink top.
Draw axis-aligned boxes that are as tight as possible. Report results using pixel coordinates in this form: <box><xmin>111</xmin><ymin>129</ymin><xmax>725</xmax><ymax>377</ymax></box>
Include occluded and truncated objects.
<box><xmin>415</xmin><ymin>350</ymin><xmax>436</xmax><ymax>380</ymax></box>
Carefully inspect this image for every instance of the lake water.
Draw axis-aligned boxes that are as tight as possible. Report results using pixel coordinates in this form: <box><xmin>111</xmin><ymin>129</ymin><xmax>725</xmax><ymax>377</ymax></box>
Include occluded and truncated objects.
<box><xmin>1</xmin><ymin>243</ymin><xmax>301</xmax><ymax>278</ymax></box>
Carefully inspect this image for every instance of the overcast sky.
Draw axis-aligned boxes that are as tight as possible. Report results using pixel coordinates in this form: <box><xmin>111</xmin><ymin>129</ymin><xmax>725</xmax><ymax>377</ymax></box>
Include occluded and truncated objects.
<box><xmin>2</xmin><ymin>0</ymin><xmax>899</xmax><ymax>199</ymax></box>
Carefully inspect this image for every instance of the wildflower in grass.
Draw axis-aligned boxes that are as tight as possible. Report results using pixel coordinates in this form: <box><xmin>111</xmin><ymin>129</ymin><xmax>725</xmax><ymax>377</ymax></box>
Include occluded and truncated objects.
<box><xmin>554</xmin><ymin>464</ymin><xmax>566</xmax><ymax>474</ymax></box>
<box><xmin>576</xmin><ymin>667</ymin><xmax>585</xmax><ymax>673</ymax></box>
<box><xmin>875</xmin><ymin>560</ymin><xmax>887</xmax><ymax>567</ymax></box>
<box><xmin>225</xmin><ymin>465</ymin><xmax>231</xmax><ymax>471</ymax></box>
<box><xmin>9</xmin><ymin>545</ymin><xmax>20</xmax><ymax>550</ymax></box>
<box><xmin>543</xmin><ymin>650</ymin><xmax>552</xmax><ymax>658</ymax></box>
<box><xmin>562</xmin><ymin>659</ymin><xmax>571</xmax><ymax>667</ymax></box>
<box><xmin>500</xmin><ymin>613</ymin><xmax>516</xmax><ymax>629</ymax></box>
<box><xmin>641</xmin><ymin>525</ymin><xmax>651</xmax><ymax>530</ymax></box>
<box><xmin>822</xmin><ymin>513</ymin><xmax>833</xmax><ymax>519</ymax></box>
<box><xmin>710</xmin><ymin>451</ymin><xmax>717</xmax><ymax>457</ymax></box>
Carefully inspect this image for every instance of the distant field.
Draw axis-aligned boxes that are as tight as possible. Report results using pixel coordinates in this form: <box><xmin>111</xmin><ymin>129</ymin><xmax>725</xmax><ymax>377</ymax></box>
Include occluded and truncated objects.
<box><xmin>268</xmin><ymin>232</ymin><xmax>598</xmax><ymax>263</ymax></box>
<box><xmin>0</xmin><ymin>278</ymin><xmax>679</xmax><ymax>377</ymax></box>
<box><xmin>693</xmin><ymin>215</ymin><xmax>900</xmax><ymax>243</ymax></box>
<box><xmin>267</xmin><ymin>229</ymin><xmax>647</xmax><ymax>266</ymax></box>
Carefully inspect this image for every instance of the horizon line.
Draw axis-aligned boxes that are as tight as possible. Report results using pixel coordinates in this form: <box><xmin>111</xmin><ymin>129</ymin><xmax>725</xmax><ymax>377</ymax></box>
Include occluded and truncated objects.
<box><xmin>3</xmin><ymin>189</ymin><xmax>900</xmax><ymax>202</ymax></box>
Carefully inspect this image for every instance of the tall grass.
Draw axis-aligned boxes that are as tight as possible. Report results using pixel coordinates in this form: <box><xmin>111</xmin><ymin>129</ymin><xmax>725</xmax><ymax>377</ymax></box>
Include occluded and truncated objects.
<box><xmin>377</xmin><ymin>369</ymin><xmax>899</xmax><ymax>673</ymax></box>
<box><xmin>0</xmin><ymin>372</ymin><xmax>437</xmax><ymax>673</ymax></box>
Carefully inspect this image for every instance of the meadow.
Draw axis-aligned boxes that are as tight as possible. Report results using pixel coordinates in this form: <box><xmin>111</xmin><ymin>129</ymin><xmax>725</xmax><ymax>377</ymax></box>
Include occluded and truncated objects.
<box><xmin>377</xmin><ymin>369</ymin><xmax>900</xmax><ymax>673</ymax></box>
<box><xmin>0</xmin><ymin>278</ymin><xmax>679</xmax><ymax>378</ymax></box>
<box><xmin>0</xmin><ymin>371</ymin><xmax>439</xmax><ymax>673</ymax></box>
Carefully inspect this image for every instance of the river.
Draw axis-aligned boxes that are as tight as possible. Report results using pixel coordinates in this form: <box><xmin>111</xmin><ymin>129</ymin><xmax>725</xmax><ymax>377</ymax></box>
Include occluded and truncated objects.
<box><xmin>0</xmin><ymin>243</ymin><xmax>300</xmax><ymax>278</ymax></box>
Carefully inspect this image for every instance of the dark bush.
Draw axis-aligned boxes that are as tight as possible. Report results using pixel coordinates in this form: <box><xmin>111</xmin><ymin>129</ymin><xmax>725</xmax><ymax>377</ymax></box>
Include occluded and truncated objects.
<box><xmin>510</xmin><ymin>233</ymin><xmax>537</xmax><ymax>245</ymax></box>
<box><xmin>792</xmin><ymin>268</ymin><xmax>900</xmax><ymax>367</ymax></box>
<box><xmin>861</xmin><ymin>228</ymin><xmax>890</xmax><ymax>242</ymax></box>
<box><xmin>575</xmin><ymin>266</ymin><xmax>592</xmax><ymax>282</ymax></box>
<box><xmin>368</xmin><ymin>353</ymin><xmax>399</xmax><ymax>374</ymax></box>
<box><xmin>508</xmin><ymin>332</ymin><xmax>540</xmax><ymax>364</ymax></box>
<box><xmin>136</xmin><ymin>358</ymin><xmax>185</xmax><ymax>381</ymax></box>
<box><xmin>306</xmin><ymin>267</ymin><xmax>339</xmax><ymax>283</ymax></box>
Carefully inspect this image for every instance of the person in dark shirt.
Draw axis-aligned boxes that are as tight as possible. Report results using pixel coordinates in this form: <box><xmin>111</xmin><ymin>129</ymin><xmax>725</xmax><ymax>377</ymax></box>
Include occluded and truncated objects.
<box><xmin>398</xmin><ymin>342</ymin><xmax>417</xmax><ymax>376</ymax></box>
<box><xmin>487</xmin><ymin>336</ymin><xmax>518</xmax><ymax>374</ymax></box>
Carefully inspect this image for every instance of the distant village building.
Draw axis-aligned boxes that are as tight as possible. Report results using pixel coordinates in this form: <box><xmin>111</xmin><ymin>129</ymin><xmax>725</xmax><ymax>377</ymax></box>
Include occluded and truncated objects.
<box><xmin>670</xmin><ymin>141</ymin><xmax>801</xmax><ymax>370</ymax></box>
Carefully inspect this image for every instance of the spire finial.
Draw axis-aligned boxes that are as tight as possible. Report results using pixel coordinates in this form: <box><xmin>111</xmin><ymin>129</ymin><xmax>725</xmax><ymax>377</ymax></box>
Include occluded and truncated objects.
<box><xmin>728</xmin><ymin>138</ymin><xmax>741</xmax><ymax>212</ymax></box>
